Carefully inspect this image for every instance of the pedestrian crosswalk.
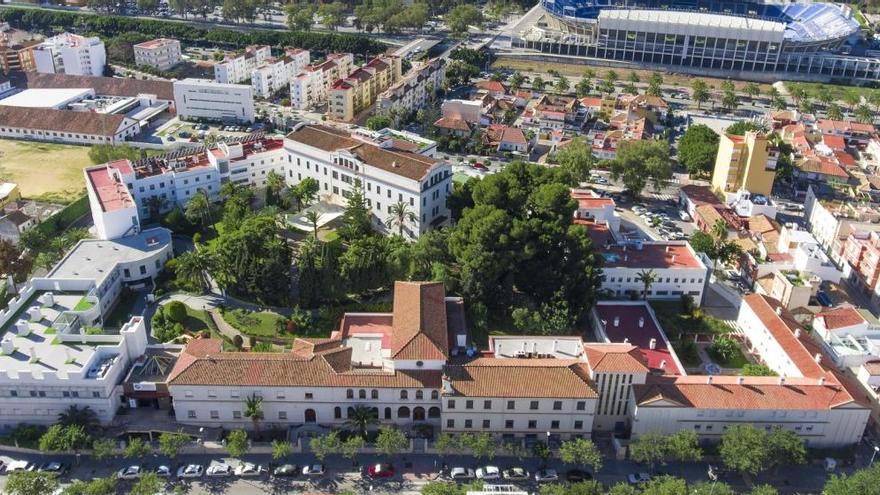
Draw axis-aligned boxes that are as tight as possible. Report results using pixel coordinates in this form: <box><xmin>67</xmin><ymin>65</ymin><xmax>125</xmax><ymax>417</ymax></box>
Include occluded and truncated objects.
<box><xmin>650</xmin><ymin>192</ymin><xmax>674</xmax><ymax>201</ymax></box>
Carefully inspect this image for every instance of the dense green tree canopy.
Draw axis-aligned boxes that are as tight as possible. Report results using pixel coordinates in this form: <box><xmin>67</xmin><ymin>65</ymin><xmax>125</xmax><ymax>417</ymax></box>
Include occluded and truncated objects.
<box><xmin>677</xmin><ymin>124</ymin><xmax>719</xmax><ymax>178</ymax></box>
<box><xmin>609</xmin><ymin>140</ymin><xmax>673</xmax><ymax>197</ymax></box>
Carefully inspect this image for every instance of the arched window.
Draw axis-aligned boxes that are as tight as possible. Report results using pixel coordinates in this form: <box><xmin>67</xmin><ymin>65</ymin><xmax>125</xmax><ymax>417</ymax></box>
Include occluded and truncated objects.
<box><xmin>347</xmin><ymin>407</ymin><xmax>356</xmax><ymax>418</ymax></box>
<box><xmin>400</xmin><ymin>390</ymin><xmax>408</xmax><ymax>400</ymax></box>
<box><xmin>359</xmin><ymin>389</ymin><xmax>366</xmax><ymax>399</ymax></box>
<box><xmin>346</xmin><ymin>389</ymin><xmax>353</xmax><ymax>399</ymax></box>
<box><xmin>428</xmin><ymin>406</ymin><xmax>441</xmax><ymax>418</ymax></box>
<box><xmin>397</xmin><ymin>406</ymin><xmax>410</xmax><ymax>418</ymax></box>
<box><xmin>371</xmin><ymin>389</ymin><xmax>378</xmax><ymax>399</ymax></box>
<box><xmin>334</xmin><ymin>407</ymin><xmax>342</xmax><ymax>419</ymax></box>
<box><xmin>371</xmin><ymin>407</ymin><xmax>379</xmax><ymax>418</ymax></box>
<box><xmin>384</xmin><ymin>407</ymin><xmax>392</xmax><ymax>420</ymax></box>
<box><xmin>304</xmin><ymin>409</ymin><xmax>316</xmax><ymax>423</ymax></box>
<box><xmin>416</xmin><ymin>390</ymin><xmax>424</xmax><ymax>400</ymax></box>
<box><xmin>413</xmin><ymin>407</ymin><xmax>425</xmax><ymax>421</ymax></box>
<box><xmin>431</xmin><ymin>390</ymin><xmax>439</xmax><ymax>400</ymax></box>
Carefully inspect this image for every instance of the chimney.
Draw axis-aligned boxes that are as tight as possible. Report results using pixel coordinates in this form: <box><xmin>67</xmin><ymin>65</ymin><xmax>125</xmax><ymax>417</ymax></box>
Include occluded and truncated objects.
<box><xmin>736</xmin><ymin>376</ymin><xmax>745</xmax><ymax>384</ymax></box>
<box><xmin>659</xmin><ymin>359</ymin><xmax>666</xmax><ymax>369</ymax></box>
<box><xmin>665</xmin><ymin>245</ymin><xmax>670</xmax><ymax>253</ymax></box>
<box><xmin>814</xmin><ymin>353</ymin><xmax>822</xmax><ymax>364</ymax></box>
<box><xmin>64</xmin><ymin>348</ymin><xmax>73</xmax><ymax>364</ymax></box>
<box><xmin>497</xmin><ymin>342</ymin><xmax>502</xmax><ymax>355</ymax></box>
<box><xmin>778</xmin><ymin>376</ymin><xmax>786</xmax><ymax>385</ymax></box>
<box><xmin>613</xmin><ymin>316</ymin><xmax>620</xmax><ymax>327</ymax></box>
<box><xmin>819</xmin><ymin>377</ymin><xmax>826</xmax><ymax>385</ymax></box>
<box><xmin>794</xmin><ymin>328</ymin><xmax>801</xmax><ymax>338</ymax></box>
<box><xmin>624</xmin><ymin>254</ymin><xmax>628</xmax><ymax>261</ymax></box>
<box><xmin>553</xmin><ymin>340</ymin><xmax>559</xmax><ymax>352</ymax></box>
<box><xmin>775</xmin><ymin>306</ymin><xmax>782</xmax><ymax>316</ymax></box>
<box><xmin>671</xmin><ymin>254</ymin><xmax>677</xmax><ymax>264</ymax></box>
<box><xmin>623</xmin><ymin>338</ymin><xmax>629</xmax><ymax>344</ymax></box>
<box><xmin>29</xmin><ymin>346</ymin><xmax>38</xmax><ymax>363</ymax></box>
<box><xmin>0</xmin><ymin>337</ymin><xmax>13</xmax><ymax>355</ymax></box>
<box><xmin>649</xmin><ymin>338</ymin><xmax>657</xmax><ymax>350</ymax></box>
<box><xmin>638</xmin><ymin>317</ymin><xmax>645</xmax><ymax>328</ymax></box>
<box><xmin>706</xmin><ymin>376</ymin><xmax>713</xmax><ymax>384</ymax></box>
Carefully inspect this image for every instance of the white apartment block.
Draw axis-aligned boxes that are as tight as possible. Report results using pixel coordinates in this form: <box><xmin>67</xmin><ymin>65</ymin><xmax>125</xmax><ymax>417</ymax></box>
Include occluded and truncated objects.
<box><xmin>168</xmin><ymin>282</ymin><xmax>465</xmax><ymax>428</ymax></box>
<box><xmin>213</xmin><ymin>45</ymin><xmax>271</xmax><ymax>84</ymax></box>
<box><xmin>600</xmin><ymin>241</ymin><xmax>710</xmax><ymax>306</ymax></box>
<box><xmin>33</xmin><ymin>32</ymin><xmax>106</xmax><ymax>76</ymax></box>
<box><xmin>284</xmin><ymin>124</ymin><xmax>451</xmax><ymax>239</ymax></box>
<box><xmin>251</xmin><ymin>48</ymin><xmax>309</xmax><ymax>98</ymax></box>
<box><xmin>173</xmin><ymin>78</ymin><xmax>254</xmax><ymax>123</ymax></box>
<box><xmin>376</xmin><ymin>57</ymin><xmax>445</xmax><ymax>117</ymax></box>
<box><xmin>133</xmin><ymin>38</ymin><xmax>181</xmax><ymax>71</ymax></box>
<box><xmin>289</xmin><ymin>53</ymin><xmax>353</xmax><ymax>110</ymax></box>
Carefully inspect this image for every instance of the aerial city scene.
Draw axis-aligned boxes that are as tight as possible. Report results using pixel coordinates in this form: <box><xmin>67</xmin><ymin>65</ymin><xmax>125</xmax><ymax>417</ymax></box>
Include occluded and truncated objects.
<box><xmin>1</xmin><ymin>0</ymin><xmax>880</xmax><ymax>493</ymax></box>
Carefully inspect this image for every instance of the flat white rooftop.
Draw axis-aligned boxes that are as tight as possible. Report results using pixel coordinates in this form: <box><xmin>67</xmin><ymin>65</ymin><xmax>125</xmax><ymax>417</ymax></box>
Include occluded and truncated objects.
<box><xmin>489</xmin><ymin>335</ymin><xmax>586</xmax><ymax>359</ymax></box>
<box><xmin>48</xmin><ymin>228</ymin><xmax>171</xmax><ymax>285</ymax></box>
<box><xmin>0</xmin><ymin>88</ymin><xmax>93</xmax><ymax>109</ymax></box>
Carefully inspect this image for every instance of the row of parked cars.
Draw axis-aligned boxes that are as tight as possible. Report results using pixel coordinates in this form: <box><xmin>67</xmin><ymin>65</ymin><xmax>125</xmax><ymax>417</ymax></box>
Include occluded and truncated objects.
<box><xmin>631</xmin><ymin>204</ymin><xmax>690</xmax><ymax>241</ymax></box>
<box><xmin>447</xmin><ymin>466</ymin><xmax>592</xmax><ymax>483</ymax></box>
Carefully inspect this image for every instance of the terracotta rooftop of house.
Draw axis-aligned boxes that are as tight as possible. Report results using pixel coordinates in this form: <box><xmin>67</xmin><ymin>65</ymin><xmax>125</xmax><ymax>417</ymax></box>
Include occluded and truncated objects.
<box><xmin>816</xmin><ymin>307</ymin><xmax>866</xmax><ymax>330</ymax></box>
<box><xmin>822</xmin><ymin>134</ymin><xmax>846</xmax><ymax>150</ymax></box>
<box><xmin>862</xmin><ymin>360</ymin><xmax>880</xmax><ymax>376</ymax></box>
<box><xmin>433</xmin><ymin>117</ymin><xmax>471</xmax><ymax>132</ymax></box>
<box><xmin>0</xmin><ymin>106</ymin><xmax>129</xmax><ymax>136</ymax></box>
<box><xmin>391</xmin><ymin>281</ymin><xmax>449</xmax><ymax>361</ymax></box>
<box><xmin>286</xmin><ymin>125</ymin><xmax>439</xmax><ymax>181</ymax></box>
<box><xmin>583</xmin><ymin>343</ymin><xmax>649</xmax><ymax>373</ymax></box>
<box><xmin>571</xmin><ymin>190</ymin><xmax>615</xmax><ymax>210</ymax></box>
<box><xmin>817</xmin><ymin>119</ymin><xmax>875</xmax><ymax>135</ymax></box>
<box><xmin>797</xmin><ymin>156</ymin><xmax>849</xmax><ymax>178</ymax></box>
<box><xmin>500</xmin><ymin>126</ymin><xmax>527</xmax><ymax>145</ymax></box>
<box><xmin>134</xmin><ymin>38</ymin><xmax>178</xmax><ymax>50</ymax></box>
<box><xmin>600</xmin><ymin>241</ymin><xmax>704</xmax><ymax>270</ymax></box>
<box><xmin>594</xmin><ymin>303</ymin><xmax>682</xmax><ymax>375</ymax></box>
<box><xmin>168</xmin><ymin>337</ymin><xmax>442</xmax><ymax>388</ymax></box>
<box><xmin>443</xmin><ymin>357</ymin><xmax>597</xmax><ymax>398</ymax></box>
<box><xmin>680</xmin><ymin>185</ymin><xmax>724</xmax><ymax>208</ymax></box>
<box><xmin>9</xmin><ymin>71</ymin><xmax>174</xmax><ymax>101</ymax></box>
<box><xmin>743</xmin><ymin>294</ymin><xmax>825</xmax><ymax>379</ymax></box>
<box><xmin>634</xmin><ymin>376</ymin><xmax>858</xmax><ymax>410</ymax></box>
<box><xmin>85</xmin><ymin>162</ymin><xmax>136</xmax><ymax>213</ymax></box>
<box><xmin>476</xmin><ymin>80</ymin><xmax>507</xmax><ymax>94</ymax></box>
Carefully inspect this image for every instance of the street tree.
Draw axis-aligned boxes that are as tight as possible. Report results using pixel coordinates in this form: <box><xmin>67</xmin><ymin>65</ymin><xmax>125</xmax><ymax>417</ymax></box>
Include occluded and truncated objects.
<box><xmin>608</xmin><ymin>140</ymin><xmax>673</xmax><ymax>197</ymax></box>
<box><xmin>58</xmin><ymin>405</ymin><xmax>99</xmax><ymax>432</ymax></box>
<box><xmin>39</xmin><ymin>425</ymin><xmax>90</xmax><ymax>453</ymax></box>
<box><xmin>446</xmin><ymin>5</ymin><xmax>483</xmax><ymax>34</ymax></box>
<box><xmin>575</xmin><ymin>78</ymin><xmax>592</xmax><ymax>97</ymax></box>
<box><xmin>461</xmin><ymin>432</ymin><xmax>496</xmax><ymax>460</ymax></box>
<box><xmin>509</xmin><ymin>73</ymin><xmax>525</xmax><ymax>92</ymax></box>
<box><xmin>130</xmin><ymin>472</ymin><xmax>162</xmax><ymax>495</ymax></box>
<box><xmin>341</xmin><ymin>435</ymin><xmax>365</xmax><ymax>463</ymax></box>
<box><xmin>434</xmin><ymin>433</ymin><xmax>459</xmax><ymax>457</ymax></box>
<box><xmin>310</xmin><ymin>431</ymin><xmax>341</xmax><ymax>461</ymax></box>
<box><xmin>225</xmin><ymin>429</ymin><xmax>249</xmax><ymax>458</ymax></box>
<box><xmin>647</xmin><ymin>72</ymin><xmax>663</xmax><ymax>97</ymax></box>
<box><xmin>720</xmin><ymin>424</ymin><xmax>806</xmax><ymax>475</ymax></box>
<box><xmin>628</xmin><ymin>431</ymin><xmax>667</xmax><ymax>470</ymax></box>
<box><xmin>540</xmin><ymin>481</ymin><xmax>604</xmax><ymax>495</ymax></box>
<box><xmin>691</xmin><ymin>79</ymin><xmax>710</xmax><ymax>109</ymax></box>
<box><xmin>5</xmin><ymin>471</ymin><xmax>59</xmax><ymax>495</ymax></box>
<box><xmin>748</xmin><ymin>486</ymin><xmax>780</xmax><ymax>495</ymax></box>
<box><xmin>286</xmin><ymin>4</ymin><xmax>315</xmax><ymax>31</ymax></box>
<box><xmin>843</xmin><ymin>92</ymin><xmax>861</xmax><ymax>111</ymax></box>
<box><xmin>744</xmin><ymin>82</ymin><xmax>760</xmax><ymax>100</ymax></box>
<box><xmin>677</xmin><ymin>124</ymin><xmax>719</xmax><ymax>178</ymax></box>
<box><xmin>722</xmin><ymin>90</ymin><xmax>738</xmax><ymax>113</ymax></box>
<box><xmin>855</xmin><ymin>104</ymin><xmax>874</xmax><ymax>124</ymax></box>
<box><xmin>532</xmin><ymin>76</ymin><xmax>546</xmax><ymax>91</ymax></box>
<box><xmin>664</xmin><ymin>430</ymin><xmax>702</xmax><ymax>463</ymax></box>
<box><xmin>376</xmin><ymin>426</ymin><xmax>408</xmax><ymax>457</ymax></box>
<box><xmin>823</xmin><ymin>463</ymin><xmax>880</xmax><ymax>495</ymax></box>
<box><xmin>555</xmin><ymin>137</ymin><xmax>595</xmax><ymax>184</ymax></box>
<box><xmin>158</xmin><ymin>431</ymin><xmax>190</xmax><ymax>458</ymax></box>
<box><xmin>271</xmin><ymin>440</ymin><xmax>293</xmax><ymax>460</ymax></box>
<box><xmin>827</xmin><ymin>102</ymin><xmax>844</xmax><ymax>121</ymax></box>
<box><xmin>344</xmin><ymin>405</ymin><xmax>379</xmax><ymax>439</ymax></box>
<box><xmin>690</xmin><ymin>482</ymin><xmax>735</xmax><ymax>495</ymax></box>
<box><xmin>554</xmin><ymin>76</ymin><xmax>570</xmax><ymax>95</ymax></box>
<box><xmin>558</xmin><ymin>437</ymin><xmax>603</xmax><ymax>473</ymax></box>
<box><xmin>91</xmin><ymin>438</ymin><xmax>117</xmax><ymax>461</ymax></box>
<box><xmin>123</xmin><ymin>437</ymin><xmax>152</xmax><ymax>458</ymax></box>
<box><xmin>305</xmin><ymin>210</ymin><xmax>321</xmax><ymax>237</ymax></box>
<box><xmin>244</xmin><ymin>394</ymin><xmax>264</xmax><ymax>435</ymax></box>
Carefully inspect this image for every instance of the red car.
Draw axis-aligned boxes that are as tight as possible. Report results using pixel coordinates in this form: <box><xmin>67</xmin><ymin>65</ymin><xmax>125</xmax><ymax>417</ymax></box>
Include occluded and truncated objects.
<box><xmin>367</xmin><ymin>463</ymin><xmax>395</xmax><ymax>478</ymax></box>
<box><xmin>472</xmin><ymin>162</ymin><xmax>488</xmax><ymax>171</ymax></box>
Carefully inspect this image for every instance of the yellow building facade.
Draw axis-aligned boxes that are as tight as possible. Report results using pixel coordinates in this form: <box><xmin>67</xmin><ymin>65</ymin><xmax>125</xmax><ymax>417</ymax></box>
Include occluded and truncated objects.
<box><xmin>711</xmin><ymin>131</ymin><xmax>777</xmax><ymax>197</ymax></box>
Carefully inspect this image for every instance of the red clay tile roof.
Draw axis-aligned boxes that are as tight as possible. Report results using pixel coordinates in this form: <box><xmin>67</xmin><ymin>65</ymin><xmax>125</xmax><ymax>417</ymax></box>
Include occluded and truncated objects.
<box><xmin>583</xmin><ymin>343</ymin><xmax>649</xmax><ymax>373</ymax></box>
<box><xmin>743</xmin><ymin>294</ymin><xmax>825</xmax><ymax>379</ymax></box>
<box><xmin>680</xmin><ymin>185</ymin><xmax>723</xmax><ymax>208</ymax></box>
<box><xmin>862</xmin><ymin>360</ymin><xmax>880</xmax><ymax>375</ymax></box>
<box><xmin>634</xmin><ymin>376</ymin><xmax>857</xmax><ymax>410</ymax></box>
<box><xmin>601</xmin><ymin>242</ymin><xmax>703</xmax><ymax>270</ymax></box>
<box><xmin>817</xmin><ymin>119</ymin><xmax>875</xmax><ymax>135</ymax></box>
<box><xmin>822</xmin><ymin>134</ymin><xmax>846</xmax><ymax>150</ymax></box>
<box><xmin>9</xmin><ymin>71</ymin><xmax>174</xmax><ymax>101</ymax></box>
<box><xmin>594</xmin><ymin>303</ymin><xmax>682</xmax><ymax>375</ymax></box>
<box><xmin>444</xmin><ymin>357</ymin><xmax>598</xmax><ymax>398</ymax></box>
<box><xmin>476</xmin><ymin>80</ymin><xmax>507</xmax><ymax>94</ymax></box>
<box><xmin>0</xmin><ymin>106</ymin><xmax>130</xmax><ymax>136</ymax></box>
<box><xmin>500</xmin><ymin>126</ymin><xmax>527</xmax><ymax>145</ymax></box>
<box><xmin>816</xmin><ymin>307</ymin><xmax>866</xmax><ymax>330</ymax></box>
<box><xmin>433</xmin><ymin>117</ymin><xmax>471</xmax><ymax>132</ymax></box>
<box><xmin>391</xmin><ymin>281</ymin><xmax>449</xmax><ymax>360</ymax></box>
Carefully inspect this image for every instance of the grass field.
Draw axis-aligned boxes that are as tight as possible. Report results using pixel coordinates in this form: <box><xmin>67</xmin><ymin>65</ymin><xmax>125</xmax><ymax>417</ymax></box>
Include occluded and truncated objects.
<box><xmin>784</xmin><ymin>81</ymin><xmax>877</xmax><ymax>105</ymax></box>
<box><xmin>0</xmin><ymin>140</ymin><xmax>92</xmax><ymax>202</ymax></box>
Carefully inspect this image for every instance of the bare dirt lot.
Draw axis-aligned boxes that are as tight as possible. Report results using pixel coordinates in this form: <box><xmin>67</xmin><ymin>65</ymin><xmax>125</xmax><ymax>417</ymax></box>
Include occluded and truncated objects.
<box><xmin>0</xmin><ymin>139</ymin><xmax>92</xmax><ymax>202</ymax></box>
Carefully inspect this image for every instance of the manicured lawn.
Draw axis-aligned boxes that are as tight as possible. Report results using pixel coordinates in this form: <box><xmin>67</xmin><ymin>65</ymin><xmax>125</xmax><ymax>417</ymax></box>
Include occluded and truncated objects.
<box><xmin>222</xmin><ymin>308</ymin><xmax>286</xmax><ymax>338</ymax></box>
<box><xmin>73</xmin><ymin>297</ymin><xmax>95</xmax><ymax>312</ymax></box>
<box><xmin>707</xmin><ymin>346</ymin><xmax>750</xmax><ymax>369</ymax></box>
<box><xmin>650</xmin><ymin>301</ymin><xmax>730</xmax><ymax>340</ymax></box>
<box><xmin>0</xmin><ymin>140</ymin><xmax>93</xmax><ymax>202</ymax></box>
<box><xmin>672</xmin><ymin>339</ymin><xmax>702</xmax><ymax>368</ymax></box>
<box><xmin>182</xmin><ymin>305</ymin><xmax>211</xmax><ymax>334</ymax></box>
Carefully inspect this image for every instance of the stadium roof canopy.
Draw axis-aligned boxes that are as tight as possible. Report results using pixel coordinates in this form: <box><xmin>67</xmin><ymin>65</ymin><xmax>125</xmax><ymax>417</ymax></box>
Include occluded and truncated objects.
<box><xmin>599</xmin><ymin>9</ymin><xmax>785</xmax><ymax>42</ymax></box>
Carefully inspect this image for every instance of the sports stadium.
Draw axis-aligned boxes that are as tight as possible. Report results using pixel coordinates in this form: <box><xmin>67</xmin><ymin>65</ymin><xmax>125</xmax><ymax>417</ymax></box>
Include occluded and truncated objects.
<box><xmin>498</xmin><ymin>0</ymin><xmax>879</xmax><ymax>82</ymax></box>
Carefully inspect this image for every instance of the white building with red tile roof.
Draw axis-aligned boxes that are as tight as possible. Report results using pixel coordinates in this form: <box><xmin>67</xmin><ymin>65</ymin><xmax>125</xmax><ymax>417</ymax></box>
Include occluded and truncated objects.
<box><xmin>814</xmin><ymin>306</ymin><xmax>880</xmax><ymax>368</ymax></box>
<box><xmin>572</xmin><ymin>189</ymin><xmax>619</xmax><ymax>232</ymax></box>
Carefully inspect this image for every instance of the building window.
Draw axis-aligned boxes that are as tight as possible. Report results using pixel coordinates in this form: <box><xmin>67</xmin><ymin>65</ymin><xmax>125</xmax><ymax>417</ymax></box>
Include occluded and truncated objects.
<box><xmin>371</xmin><ymin>390</ymin><xmax>379</xmax><ymax>399</ymax></box>
<box><xmin>334</xmin><ymin>407</ymin><xmax>342</xmax><ymax>419</ymax></box>
<box><xmin>482</xmin><ymin>419</ymin><xmax>490</xmax><ymax>429</ymax></box>
<box><xmin>188</xmin><ymin>410</ymin><xmax>196</xmax><ymax>419</ymax></box>
<box><xmin>431</xmin><ymin>390</ymin><xmax>439</xmax><ymax>400</ymax></box>
<box><xmin>465</xmin><ymin>419</ymin><xmax>473</xmax><ymax>429</ymax></box>
<box><xmin>210</xmin><ymin>410</ymin><xmax>219</xmax><ymax>419</ymax></box>
<box><xmin>553</xmin><ymin>401</ymin><xmax>562</xmax><ymax>410</ymax></box>
<box><xmin>359</xmin><ymin>389</ymin><xmax>366</xmax><ymax>399</ymax></box>
<box><xmin>530</xmin><ymin>401</ymin><xmax>539</xmax><ymax>410</ymax></box>
<box><xmin>528</xmin><ymin>420</ymin><xmax>537</xmax><ymax>429</ymax></box>
<box><xmin>505</xmin><ymin>420</ymin><xmax>514</xmax><ymax>429</ymax></box>
<box><xmin>576</xmin><ymin>401</ymin><xmax>586</xmax><ymax>411</ymax></box>
<box><xmin>233</xmin><ymin>411</ymin><xmax>241</xmax><ymax>419</ymax></box>
<box><xmin>92</xmin><ymin>391</ymin><xmax>101</xmax><ymax>398</ymax></box>
<box><xmin>574</xmin><ymin>420</ymin><xmax>584</xmax><ymax>429</ymax></box>
<box><xmin>447</xmin><ymin>419</ymin><xmax>454</xmax><ymax>428</ymax></box>
<box><xmin>279</xmin><ymin>411</ymin><xmax>287</xmax><ymax>420</ymax></box>
<box><xmin>416</xmin><ymin>390</ymin><xmax>423</xmax><ymax>400</ymax></box>
<box><xmin>507</xmin><ymin>400</ymin><xmax>515</xmax><ymax>410</ymax></box>
<box><xmin>484</xmin><ymin>400</ymin><xmax>492</xmax><ymax>410</ymax></box>
<box><xmin>551</xmin><ymin>421</ymin><xmax>560</xmax><ymax>429</ymax></box>
<box><xmin>447</xmin><ymin>399</ymin><xmax>455</xmax><ymax>409</ymax></box>
<box><xmin>400</xmin><ymin>390</ymin><xmax>408</xmax><ymax>400</ymax></box>
<box><xmin>347</xmin><ymin>389</ymin><xmax>353</xmax><ymax>399</ymax></box>
<box><xmin>305</xmin><ymin>393</ymin><xmax>313</xmax><ymax>399</ymax></box>
<box><xmin>466</xmin><ymin>400</ymin><xmax>473</xmax><ymax>410</ymax></box>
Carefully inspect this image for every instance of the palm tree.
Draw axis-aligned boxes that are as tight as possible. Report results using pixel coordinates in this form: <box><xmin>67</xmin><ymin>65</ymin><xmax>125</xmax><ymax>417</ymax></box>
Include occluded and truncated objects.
<box><xmin>243</xmin><ymin>394</ymin><xmax>264</xmax><ymax>436</ymax></box>
<box><xmin>827</xmin><ymin>102</ymin><xmax>843</xmax><ymax>121</ymax></box>
<box><xmin>185</xmin><ymin>190</ymin><xmax>213</xmax><ymax>229</ymax></box>
<box><xmin>869</xmin><ymin>90</ymin><xmax>880</xmax><ymax>113</ymax></box>
<box><xmin>843</xmin><ymin>92</ymin><xmax>861</xmax><ymax>113</ymax></box>
<box><xmin>175</xmin><ymin>250</ymin><xmax>213</xmax><ymax>292</ymax></box>
<box><xmin>855</xmin><ymin>104</ymin><xmax>874</xmax><ymax>124</ymax></box>
<box><xmin>636</xmin><ymin>269</ymin><xmax>657</xmax><ymax>300</ymax></box>
<box><xmin>305</xmin><ymin>210</ymin><xmax>320</xmax><ymax>237</ymax></box>
<box><xmin>691</xmin><ymin>79</ymin><xmax>710</xmax><ymax>109</ymax></box>
<box><xmin>386</xmin><ymin>201</ymin><xmax>416</xmax><ymax>238</ymax></box>
<box><xmin>743</xmin><ymin>82</ymin><xmax>760</xmax><ymax>100</ymax></box>
<box><xmin>57</xmin><ymin>405</ymin><xmax>99</xmax><ymax>433</ymax></box>
<box><xmin>144</xmin><ymin>196</ymin><xmax>167</xmax><ymax>220</ymax></box>
<box><xmin>344</xmin><ymin>405</ymin><xmax>379</xmax><ymax>439</ymax></box>
<box><xmin>266</xmin><ymin>170</ymin><xmax>285</xmax><ymax>195</ymax></box>
<box><xmin>220</xmin><ymin>181</ymin><xmax>238</xmax><ymax>200</ymax></box>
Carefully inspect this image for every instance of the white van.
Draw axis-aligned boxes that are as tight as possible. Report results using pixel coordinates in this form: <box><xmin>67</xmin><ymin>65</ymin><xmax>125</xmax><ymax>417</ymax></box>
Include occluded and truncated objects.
<box><xmin>678</xmin><ymin>210</ymin><xmax>691</xmax><ymax>221</ymax></box>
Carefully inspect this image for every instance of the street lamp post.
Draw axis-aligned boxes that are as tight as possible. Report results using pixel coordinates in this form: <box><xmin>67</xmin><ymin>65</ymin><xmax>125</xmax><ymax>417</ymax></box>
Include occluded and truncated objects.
<box><xmin>870</xmin><ymin>445</ymin><xmax>879</xmax><ymax>466</ymax></box>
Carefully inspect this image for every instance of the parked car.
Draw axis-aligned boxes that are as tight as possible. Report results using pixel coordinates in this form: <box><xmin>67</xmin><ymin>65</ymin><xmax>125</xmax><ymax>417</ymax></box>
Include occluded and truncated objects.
<box><xmin>450</xmin><ymin>467</ymin><xmax>475</xmax><ymax>480</ymax></box>
<box><xmin>535</xmin><ymin>469</ymin><xmax>559</xmax><ymax>482</ymax></box>
<box><xmin>206</xmin><ymin>464</ymin><xmax>233</xmax><ymax>477</ymax></box>
<box><xmin>302</xmin><ymin>464</ymin><xmax>325</xmax><ymax>476</ymax></box>
<box><xmin>39</xmin><ymin>462</ymin><xmax>69</xmax><ymax>475</ymax></box>
<box><xmin>476</xmin><ymin>466</ymin><xmax>501</xmax><ymax>480</ymax></box>
<box><xmin>628</xmin><ymin>472</ymin><xmax>651</xmax><ymax>484</ymax></box>
<box><xmin>6</xmin><ymin>461</ymin><xmax>35</xmax><ymax>472</ymax></box>
<box><xmin>366</xmin><ymin>463</ymin><xmax>395</xmax><ymax>479</ymax></box>
<box><xmin>272</xmin><ymin>464</ymin><xmax>299</xmax><ymax>478</ymax></box>
<box><xmin>502</xmin><ymin>467</ymin><xmax>529</xmax><ymax>481</ymax></box>
<box><xmin>117</xmin><ymin>466</ymin><xmax>141</xmax><ymax>480</ymax></box>
<box><xmin>177</xmin><ymin>464</ymin><xmax>204</xmax><ymax>478</ymax></box>
<box><xmin>566</xmin><ymin>469</ymin><xmax>592</xmax><ymax>481</ymax></box>
<box><xmin>678</xmin><ymin>210</ymin><xmax>691</xmax><ymax>221</ymax></box>
<box><xmin>155</xmin><ymin>465</ymin><xmax>171</xmax><ymax>478</ymax></box>
<box><xmin>234</xmin><ymin>463</ymin><xmax>266</xmax><ymax>477</ymax></box>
